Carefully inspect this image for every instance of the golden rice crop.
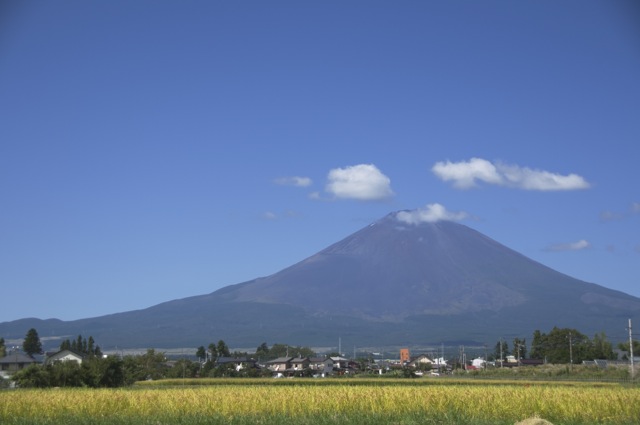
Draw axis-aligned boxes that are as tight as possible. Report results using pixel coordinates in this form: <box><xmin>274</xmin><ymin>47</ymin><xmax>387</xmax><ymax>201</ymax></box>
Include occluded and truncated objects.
<box><xmin>1</xmin><ymin>380</ymin><xmax>639</xmax><ymax>425</ymax></box>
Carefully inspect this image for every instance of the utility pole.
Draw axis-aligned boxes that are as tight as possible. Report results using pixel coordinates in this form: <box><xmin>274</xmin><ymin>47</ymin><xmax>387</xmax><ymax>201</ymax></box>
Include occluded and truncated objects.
<box><xmin>629</xmin><ymin>319</ymin><xmax>634</xmax><ymax>378</ymax></box>
<box><xmin>484</xmin><ymin>344</ymin><xmax>488</xmax><ymax>370</ymax></box>
<box><xmin>500</xmin><ymin>338</ymin><xmax>503</xmax><ymax>368</ymax></box>
<box><xmin>568</xmin><ymin>332</ymin><xmax>573</xmax><ymax>371</ymax></box>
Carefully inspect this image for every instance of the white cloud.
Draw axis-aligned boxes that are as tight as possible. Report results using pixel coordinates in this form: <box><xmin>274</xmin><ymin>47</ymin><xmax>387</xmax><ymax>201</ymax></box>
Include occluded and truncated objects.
<box><xmin>432</xmin><ymin>158</ymin><xmax>590</xmax><ymax>191</ymax></box>
<box><xmin>273</xmin><ymin>176</ymin><xmax>312</xmax><ymax>187</ymax></box>
<box><xmin>545</xmin><ymin>239</ymin><xmax>591</xmax><ymax>252</ymax></box>
<box><xmin>396</xmin><ymin>203</ymin><xmax>468</xmax><ymax>224</ymax></box>
<box><xmin>325</xmin><ymin>164</ymin><xmax>394</xmax><ymax>201</ymax></box>
<box><xmin>431</xmin><ymin>158</ymin><xmax>502</xmax><ymax>189</ymax></box>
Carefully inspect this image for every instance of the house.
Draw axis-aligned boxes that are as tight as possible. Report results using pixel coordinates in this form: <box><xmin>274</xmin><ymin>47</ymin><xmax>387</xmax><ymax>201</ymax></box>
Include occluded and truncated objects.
<box><xmin>0</xmin><ymin>351</ymin><xmax>38</xmax><ymax>378</ymax></box>
<box><xmin>330</xmin><ymin>356</ymin><xmax>349</xmax><ymax>370</ymax></box>
<box><xmin>45</xmin><ymin>349</ymin><xmax>86</xmax><ymax>365</ymax></box>
<box><xmin>309</xmin><ymin>357</ymin><xmax>334</xmax><ymax>376</ymax></box>
<box><xmin>408</xmin><ymin>354</ymin><xmax>433</xmax><ymax>368</ymax></box>
<box><xmin>290</xmin><ymin>356</ymin><xmax>310</xmax><ymax>373</ymax></box>
<box><xmin>471</xmin><ymin>357</ymin><xmax>486</xmax><ymax>369</ymax></box>
<box><xmin>266</xmin><ymin>357</ymin><xmax>293</xmax><ymax>374</ymax></box>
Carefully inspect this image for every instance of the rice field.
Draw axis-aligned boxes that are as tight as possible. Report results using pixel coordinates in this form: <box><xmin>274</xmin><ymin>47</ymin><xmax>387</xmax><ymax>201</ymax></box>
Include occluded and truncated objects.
<box><xmin>1</xmin><ymin>379</ymin><xmax>639</xmax><ymax>425</ymax></box>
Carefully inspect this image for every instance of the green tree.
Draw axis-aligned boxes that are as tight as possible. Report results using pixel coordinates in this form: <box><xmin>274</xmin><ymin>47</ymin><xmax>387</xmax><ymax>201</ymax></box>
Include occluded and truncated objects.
<box><xmin>60</xmin><ymin>335</ymin><xmax>101</xmax><ymax>357</ymax></box>
<box><xmin>255</xmin><ymin>342</ymin><xmax>269</xmax><ymax>360</ymax></box>
<box><xmin>0</xmin><ymin>337</ymin><xmax>5</xmax><ymax>357</ymax></box>
<box><xmin>49</xmin><ymin>360</ymin><xmax>83</xmax><ymax>387</ymax></box>
<box><xmin>121</xmin><ymin>349</ymin><xmax>168</xmax><ymax>383</ymax></box>
<box><xmin>96</xmin><ymin>356</ymin><xmax>126</xmax><ymax>387</ymax></box>
<box><xmin>166</xmin><ymin>358</ymin><xmax>200</xmax><ymax>379</ymax></box>
<box><xmin>137</xmin><ymin>349</ymin><xmax>167</xmax><ymax>380</ymax></box>
<box><xmin>530</xmin><ymin>330</ymin><xmax>545</xmax><ymax>359</ymax></box>
<box><xmin>589</xmin><ymin>332</ymin><xmax>616</xmax><ymax>360</ymax></box>
<box><xmin>81</xmin><ymin>356</ymin><xmax>125</xmax><ymax>388</ymax></box>
<box><xmin>87</xmin><ymin>336</ymin><xmax>96</xmax><ymax>356</ymax></box>
<box><xmin>530</xmin><ymin>327</ymin><xmax>591</xmax><ymax>364</ymax></box>
<box><xmin>216</xmin><ymin>340</ymin><xmax>230</xmax><ymax>358</ymax></box>
<box><xmin>617</xmin><ymin>340</ymin><xmax>640</xmax><ymax>360</ymax></box>
<box><xmin>23</xmin><ymin>328</ymin><xmax>43</xmax><ymax>356</ymax></box>
<box><xmin>196</xmin><ymin>346</ymin><xmax>206</xmax><ymax>361</ymax></box>
<box><xmin>74</xmin><ymin>335</ymin><xmax>86</xmax><ymax>353</ymax></box>
<box><xmin>12</xmin><ymin>364</ymin><xmax>50</xmax><ymax>388</ymax></box>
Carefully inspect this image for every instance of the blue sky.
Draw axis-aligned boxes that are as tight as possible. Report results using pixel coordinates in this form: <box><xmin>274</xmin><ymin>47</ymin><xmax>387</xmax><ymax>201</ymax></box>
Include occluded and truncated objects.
<box><xmin>1</xmin><ymin>1</ymin><xmax>639</xmax><ymax>323</ymax></box>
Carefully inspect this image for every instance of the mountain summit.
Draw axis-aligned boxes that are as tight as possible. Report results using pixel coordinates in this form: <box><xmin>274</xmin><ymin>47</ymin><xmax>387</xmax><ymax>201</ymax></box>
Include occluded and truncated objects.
<box><xmin>2</xmin><ymin>211</ymin><xmax>639</xmax><ymax>349</ymax></box>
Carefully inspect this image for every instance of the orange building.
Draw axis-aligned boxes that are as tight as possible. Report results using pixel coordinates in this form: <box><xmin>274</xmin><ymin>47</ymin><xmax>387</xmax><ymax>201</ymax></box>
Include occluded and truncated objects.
<box><xmin>400</xmin><ymin>348</ymin><xmax>410</xmax><ymax>363</ymax></box>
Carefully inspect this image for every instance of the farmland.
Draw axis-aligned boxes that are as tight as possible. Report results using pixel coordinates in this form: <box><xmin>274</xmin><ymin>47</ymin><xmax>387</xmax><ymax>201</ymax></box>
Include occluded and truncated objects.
<box><xmin>1</xmin><ymin>378</ymin><xmax>639</xmax><ymax>425</ymax></box>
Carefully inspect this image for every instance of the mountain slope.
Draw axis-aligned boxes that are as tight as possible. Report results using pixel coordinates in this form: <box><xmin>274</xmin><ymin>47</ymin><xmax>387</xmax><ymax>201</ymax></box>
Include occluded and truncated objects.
<box><xmin>217</xmin><ymin>213</ymin><xmax>637</xmax><ymax>319</ymax></box>
<box><xmin>1</xmin><ymin>212</ymin><xmax>638</xmax><ymax>349</ymax></box>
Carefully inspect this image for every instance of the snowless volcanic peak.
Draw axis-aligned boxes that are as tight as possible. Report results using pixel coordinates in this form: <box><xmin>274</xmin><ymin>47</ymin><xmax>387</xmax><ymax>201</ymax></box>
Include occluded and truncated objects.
<box><xmin>220</xmin><ymin>210</ymin><xmax>581</xmax><ymax>319</ymax></box>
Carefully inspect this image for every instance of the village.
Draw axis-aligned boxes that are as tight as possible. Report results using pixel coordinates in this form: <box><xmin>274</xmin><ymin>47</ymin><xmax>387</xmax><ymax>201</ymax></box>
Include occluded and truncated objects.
<box><xmin>2</xmin><ymin>325</ymin><xmax>637</xmax><ymax>387</ymax></box>
<box><xmin>5</xmin><ymin>338</ymin><xmax>605</xmax><ymax>385</ymax></box>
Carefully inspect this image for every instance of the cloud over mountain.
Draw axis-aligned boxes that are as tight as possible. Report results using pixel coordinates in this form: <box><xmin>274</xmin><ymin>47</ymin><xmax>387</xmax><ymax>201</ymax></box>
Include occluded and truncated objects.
<box><xmin>325</xmin><ymin>164</ymin><xmax>394</xmax><ymax>201</ymax></box>
<box><xmin>432</xmin><ymin>158</ymin><xmax>590</xmax><ymax>191</ymax></box>
<box><xmin>396</xmin><ymin>203</ymin><xmax>468</xmax><ymax>224</ymax></box>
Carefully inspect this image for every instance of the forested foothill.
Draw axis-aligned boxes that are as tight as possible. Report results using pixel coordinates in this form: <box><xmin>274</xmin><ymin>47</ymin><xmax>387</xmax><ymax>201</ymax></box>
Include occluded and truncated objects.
<box><xmin>1</xmin><ymin>326</ymin><xmax>637</xmax><ymax>388</ymax></box>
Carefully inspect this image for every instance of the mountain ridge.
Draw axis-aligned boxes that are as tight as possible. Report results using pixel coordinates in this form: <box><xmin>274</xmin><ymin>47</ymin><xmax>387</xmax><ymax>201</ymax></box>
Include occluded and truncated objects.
<box><xmin>1</xmin><ymin>211</ymin><xmax>638</xmax><ymax>349</ymax></box>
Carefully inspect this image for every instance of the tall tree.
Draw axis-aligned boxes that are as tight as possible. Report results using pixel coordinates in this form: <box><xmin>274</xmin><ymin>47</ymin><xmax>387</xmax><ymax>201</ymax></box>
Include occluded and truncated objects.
<box><xmin>0</xmin><ymin>337</ymin><xmax>5</xmax><ymax>357</ymax></box>
<box><xmin>256</xmin><ymin>342</ymin><xmax>269</xmax><ymax>359</ymax></box>
<box><xmin>216</xmin><ymin>340</ymin><xmax>230</xmax><ymax>358</ymax></box>
<box><xmin>87</xmin><ymin>336</ymin><xmax>95</xmax><ymax>356</ymax></box>
<box><xmin>196</xmin><ymin>346</ymin><xmax>206</xmax><ymax>361</ymax></box>
<box><xmin>530</xmin><ymin>330</ymin><xmax>545</xmax><ymax>360</ymax></box>
<box><xmin>23</xmin><ymin>328</ymin><xmax>43</xmax><ymax>356</ymax></box>
<box><xmin>590</xmin><ymin>332</ymin><xmax>616</xmax><ymax>360</ymax></box>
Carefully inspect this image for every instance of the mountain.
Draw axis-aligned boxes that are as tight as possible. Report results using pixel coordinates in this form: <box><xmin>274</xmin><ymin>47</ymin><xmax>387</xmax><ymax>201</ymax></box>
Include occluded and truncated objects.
<box><xmin>2</xmin><ymin>211</ymin><xmax>639</xmax><ymax>351</ymax></box>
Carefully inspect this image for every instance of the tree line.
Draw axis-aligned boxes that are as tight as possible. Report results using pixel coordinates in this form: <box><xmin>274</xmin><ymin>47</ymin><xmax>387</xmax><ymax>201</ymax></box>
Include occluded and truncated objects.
<box><xmin>2</xmin><ymin>329</ymin><xmax>317</xmax><ymax>387</ymax></box>
<box><xmin>492</xmin><ymin>327</ymin><xmax>636</xmax><ymax>364</ymax></box>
